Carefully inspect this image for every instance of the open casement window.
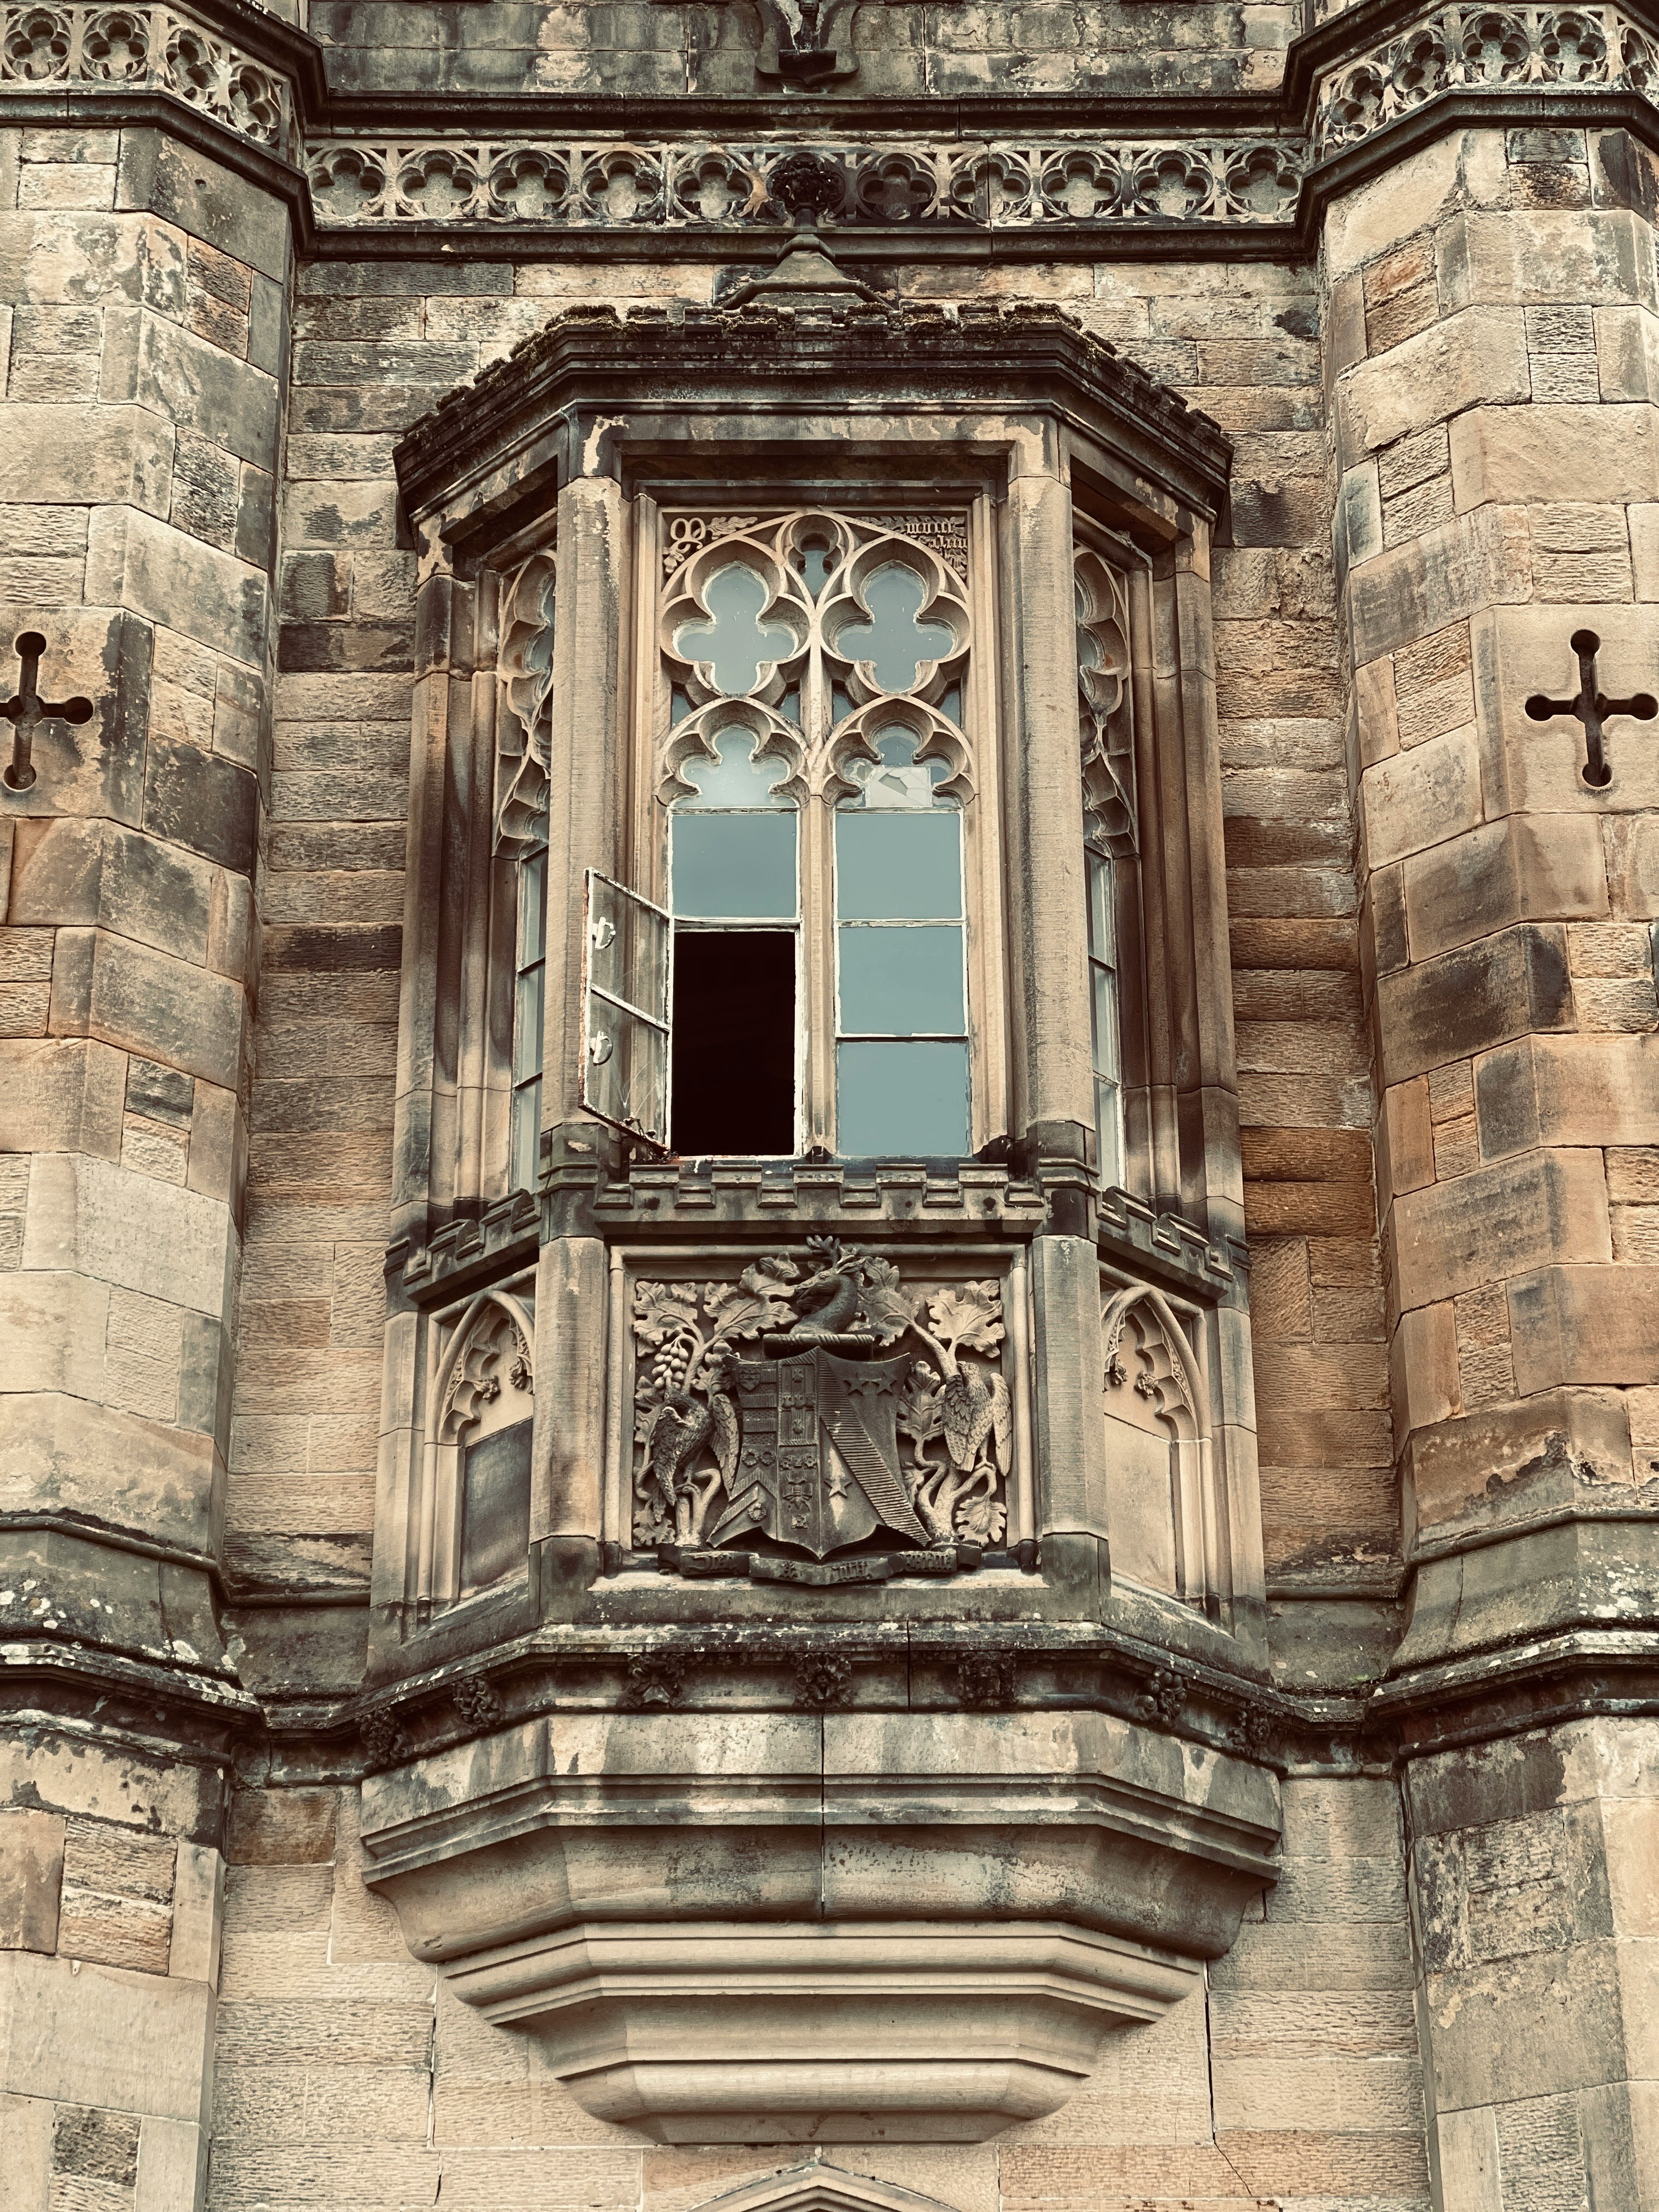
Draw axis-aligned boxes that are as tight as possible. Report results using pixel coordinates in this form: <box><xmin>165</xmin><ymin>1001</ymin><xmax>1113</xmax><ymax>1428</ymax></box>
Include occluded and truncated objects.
<box><xmin>618</xmin><ymin>505</ymin><xmax>996</xmax><ymax>1160</ymax></box>
<box><xmin>582</xmin><ymin>871</ymin><xmax>673</xmax><ymax>1146</ymax></box>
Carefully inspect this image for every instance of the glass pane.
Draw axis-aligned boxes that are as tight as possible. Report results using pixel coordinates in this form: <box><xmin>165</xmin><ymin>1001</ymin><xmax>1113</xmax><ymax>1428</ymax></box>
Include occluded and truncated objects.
<box><xmin>672</xmin><ymin>812</ymin><xmax>797</xmax><ymax>919</ymax></box>
<box><xmin>584</xmin><ymin>1002</ymin><xmax>670</xmax><ymax>1143</ymax></box>
<box><xmin>839</xmin><ymin>924</ymin><xmax>964</xmax><ymax>1035</ymax></box>
<box><xmin>845</xmin><ymin>725</ymin><xmax>951</xmax><ymax>813</ymax></box>
<box><xmin>1095</xmin><ymin>1075</ymin><xmax>1124</xmax><ymax>1189</ymax></box>
<box><xmin>677</xmin><ymin>729</ymin><xmax>790</xmax><ymax>808</ymax></box>
<box><xmin>513</xmin><ymin>963</ymin><xmax>544</xmax><ymax>1084</ymax></box>
<box><xmin>836</xmin><ymin>815</ymin><xmax>961</xmax><ymax>920</ymax></box>
<box><xmin>674</xmin><ymin>562</ymin><xmax>794</xmax><ymax>695</ymax></box>
<box><xmin>588</xmin><ymin>879</ymin><xmax>669</xmax><ymax>1020</ymax></box>
<box><xmin>1091</xmin><ymin>962</ymin><xmax>1120</xmax><ymax>1081</ymax></box>
<box><xmin>511</xmin><ymin>1080</ymin><xmax>540</xmax><ymax>1192</ymax></box>
<box><xmin>1086</xmin><ymin>849</ymin><xmax>1115</xmax><ymax>962</ymax></box>
<box><xmin>518</xmin><ymin>849</ymin><xmax>547</xmax><ymax>966</ymax></box>
<box><xmin>837</xmin><ymin>563</ymin><xmax>955</xmax><ymax>693</ymax></box>
<box><xmin>838</xmin><ymin>1041</ymin><xmax>969</xmax><ymax>1156</ymax></box>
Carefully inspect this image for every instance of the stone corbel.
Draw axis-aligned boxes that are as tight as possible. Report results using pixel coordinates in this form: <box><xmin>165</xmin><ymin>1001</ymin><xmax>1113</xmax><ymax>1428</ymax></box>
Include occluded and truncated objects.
<box><xmin>652</xmin><ymin>0</ymin><xmax>962</xmax><ymax>86</ymax></box>
<box><xmin>359</xmin><ymin>1702</ymin><xmax>1279</xmax><ymax>2142</ymax></box>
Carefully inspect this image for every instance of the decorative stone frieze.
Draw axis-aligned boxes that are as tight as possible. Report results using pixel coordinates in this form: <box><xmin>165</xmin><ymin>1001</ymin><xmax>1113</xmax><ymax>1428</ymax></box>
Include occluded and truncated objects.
<box><xmin>1312</xmin><ymin>2</ymin><xmax>1659</xmax><ymax>154</ymax></box>
<box><xmin>0</xmin><ymin>0</ymin><xmax>295</xmax><ymax>153</ymax></box>
<box><xmin>303</xmin><ymin>136</ymin><xmax>1308</xmax><ymax>232</ymax></box>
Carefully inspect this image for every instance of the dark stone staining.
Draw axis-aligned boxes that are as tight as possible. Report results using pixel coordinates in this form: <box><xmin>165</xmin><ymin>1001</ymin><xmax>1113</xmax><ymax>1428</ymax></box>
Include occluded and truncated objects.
<box><xmin>53</xmin><ymin>2107</ymin><xmax>140</xmax><ymax>2188</ymax></box>
<box><xmin>142</xmin><ymin>736</ymin><xmax>259</xmax><ymax>876</ymax></box>
<box><xmin>276</xmin><ymin>620</ymin><xmax>415</xmax><ymax>674</ymax></box>
<box><xmin>263</xmin><ymin>924</ymin><xmax>404</xmax><ymax>973</ymax></box>
<box><xmin>127</xmin><ymin>1055</ymin><xmax>195</xmax><ymax>1125</ymax></box>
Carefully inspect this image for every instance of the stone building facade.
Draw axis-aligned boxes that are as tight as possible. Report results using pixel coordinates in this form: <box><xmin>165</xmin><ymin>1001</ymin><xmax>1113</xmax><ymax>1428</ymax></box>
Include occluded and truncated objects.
<box><xmin>3</xmin><ymin>0</ymin><xmax>1658</xmax><ymax>2205</ymax></box>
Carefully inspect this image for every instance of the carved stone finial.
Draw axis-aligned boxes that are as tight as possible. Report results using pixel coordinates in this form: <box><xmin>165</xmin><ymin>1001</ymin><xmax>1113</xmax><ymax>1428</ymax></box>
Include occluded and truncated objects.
<box><xmin>717</xmin><ymin>218</ymin><xmax>891</xmax><ymax>313</ymax></box>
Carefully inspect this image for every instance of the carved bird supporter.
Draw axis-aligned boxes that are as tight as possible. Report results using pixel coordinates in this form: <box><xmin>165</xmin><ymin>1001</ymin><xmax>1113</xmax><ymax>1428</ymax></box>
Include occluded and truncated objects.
<box><xmin>645</xmin><ymin>1380</ymin><xmax>738</xmax><ymax>1545</ymax></box>
<box><xmin>939</xmin><ymin>1362</ymin><xmax>1011</xmax><ymax>1474</ymax></box>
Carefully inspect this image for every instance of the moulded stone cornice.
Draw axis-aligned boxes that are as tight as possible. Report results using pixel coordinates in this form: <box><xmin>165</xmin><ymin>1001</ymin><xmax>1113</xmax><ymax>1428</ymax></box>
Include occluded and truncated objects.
<box><xmin>391</xmin><ymin>299</ymin><xmax>1234</xmax><ymax>527</ymax></box>
<box><xmin>13</xmin><ymin>0</ymin><xmax>1659</xmax><ymax>259</ymax></box>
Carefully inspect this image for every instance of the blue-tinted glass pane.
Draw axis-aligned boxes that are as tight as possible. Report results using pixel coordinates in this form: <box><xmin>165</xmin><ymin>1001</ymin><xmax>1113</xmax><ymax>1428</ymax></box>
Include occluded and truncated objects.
<box><xmin>836</xmin><ymin>814</ymin><xmax>961</xmax><ymax>919</ymax></box>
<box><xmin>518</xmin><ymin>850</ymin><xmax>547</xmax><ymax>966</ymax></box>
<box><xmin>1095</xmin><ymin>1074</ymin><xmax>1124</xmax><ymax>1188</ymax></box>
<box><xmin>838</xmin><ymin>565</ymin><xmax>954</xmax><ymax>693</ymax></box>
<box><xmin>839</xmin><ymin>924</ymin><xmax>964</xmax><ymax>1035</ymax></box>
<box><xmin>514</xmin><ymin>964</ymin><xmax>545</xmax><ymax>1083</ymax></box>
<box><xmin>511</xmin><ymin>1080</ymin><xmax>540</xmax><ymax>1193</ymax></box>
<box><xmin>675</xmin><ymin>564</ymin><xmax>793</xmax><ymax>695</ymax></box>
<box><xmin>678</xmin><ymin>730</ymin><xmax>789</xmax><ymax>808</ymax></box>
<box><xmin>1090</xmin><ymin>962</ymin><xmax>1120</xmax><ymax>1081</ymax></box>
<box><xmin>1086</xmin><ymin>849</ymin><xmax>1114</xmax><ymax>962</ymax></box>
<box><xmin>672</xmin><ymin>813</ymin><xmax>797</xmax><ymax>918</ymax></box>
<box><xmin>838</xmin><ymin>1041</ymin><xmax>969</xmax><ymax>1156</ymax></box>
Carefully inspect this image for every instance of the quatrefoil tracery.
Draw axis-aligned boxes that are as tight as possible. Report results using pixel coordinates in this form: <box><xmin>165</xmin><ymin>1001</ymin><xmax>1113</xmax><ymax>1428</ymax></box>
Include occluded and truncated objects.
<box><xmin>658</xmin><ymin>511</ymin><xmax>974</xmax><ymax>807</ymax></box>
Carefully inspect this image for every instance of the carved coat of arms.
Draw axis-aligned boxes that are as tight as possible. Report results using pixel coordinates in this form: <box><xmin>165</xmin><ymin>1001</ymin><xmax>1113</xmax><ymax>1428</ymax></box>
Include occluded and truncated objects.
<box><xmin>708</xmin><ymin>1349</ymin><xmax>928</xmax><ymax>1556</ymax></box>
<box><xmin>633</xmin><ymin>1238</ymin><xmax>1011</xmax><ymax>1565</ymax></box>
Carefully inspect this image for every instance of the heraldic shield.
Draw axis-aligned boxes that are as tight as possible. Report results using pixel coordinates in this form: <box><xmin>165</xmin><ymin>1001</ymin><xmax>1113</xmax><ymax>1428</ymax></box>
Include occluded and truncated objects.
<box><xmin>706</xmin><ymin>1348</ymin><xmax>930</xmax><ymax>1559</ymax></box>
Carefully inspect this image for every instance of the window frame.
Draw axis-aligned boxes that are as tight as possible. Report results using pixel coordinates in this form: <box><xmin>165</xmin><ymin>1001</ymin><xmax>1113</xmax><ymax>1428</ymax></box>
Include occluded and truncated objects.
<box><xmin>623</xmin><ymin>488</ymin><xmax>1009</xmax><ymax>1161</ymax></box>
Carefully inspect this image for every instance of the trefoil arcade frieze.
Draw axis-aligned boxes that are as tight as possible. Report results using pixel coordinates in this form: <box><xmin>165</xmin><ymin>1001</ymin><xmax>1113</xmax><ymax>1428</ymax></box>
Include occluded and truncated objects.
<box><xmin>621</xmin><ymin>1239</ymin><xmax>1030</xmax><ymax>1585</ymax></box>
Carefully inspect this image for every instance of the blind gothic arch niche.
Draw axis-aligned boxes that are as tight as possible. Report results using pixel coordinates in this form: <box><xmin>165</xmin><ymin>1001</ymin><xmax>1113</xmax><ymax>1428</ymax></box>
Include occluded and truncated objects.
<box><xmin>374</xmin><ymin>297</ymin><xmax>1260</xmax><ymax>1666</ymax></box>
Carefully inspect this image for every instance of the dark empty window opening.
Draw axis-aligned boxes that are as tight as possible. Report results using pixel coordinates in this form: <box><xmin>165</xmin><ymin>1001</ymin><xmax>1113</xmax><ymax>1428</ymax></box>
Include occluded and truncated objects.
<box><xmin>672</xmin><ymin>930</ymin><xmax>795</xmax><ymax>1155</ymax></box>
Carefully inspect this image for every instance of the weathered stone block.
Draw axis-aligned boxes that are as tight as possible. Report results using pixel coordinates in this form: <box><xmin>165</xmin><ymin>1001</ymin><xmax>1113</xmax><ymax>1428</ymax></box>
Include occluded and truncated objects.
<box><xmin>0</xmin><ymin>1810</ymin><xmax>64</xmax><ymax>1953</ymax></box>
<box><xmin>86</xmin><ymin>507</ymin><xmax>267</xmax><ymax>668</ymax></box>
<box><xmin>46</xmin><ymin>927</ymin><xmax>244</xmax><ymax>1091</ymax></box>
<box><xmin>1361</xmin><ymin>723</ymin><xmax>1482</xmax><ymax>871</ymax></box>
<box><xmin>1374</xmin><ymin>923</ymin><xmax>1575</xmax><ymax>1084</ymax></box>
<box><xmin>1475</xmin><ymin>1033</ymin><xmax>1659</xmax><ymax>1157</ymax></box>
<box><xmin>1389</xmin><ymin>1147</ymin><xmax>1611</xmax><ymax>1312</ymax></box>
<box><xmin>1337</xmin><ymin>311</ymin><xmax>1530</xmax><ymax>465</ymax></box>
<box><xmin>1509</xmin><ymin>1262</ymin><xmax>1659</xmax><ymax>1390</ymax></box>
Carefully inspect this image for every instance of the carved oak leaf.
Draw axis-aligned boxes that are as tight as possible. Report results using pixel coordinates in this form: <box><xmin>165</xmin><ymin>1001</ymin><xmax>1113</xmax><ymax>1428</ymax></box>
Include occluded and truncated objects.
<box><xmin>633</xmin><ymin>1282</ymin><xmax>699</xmax><ymax>1345</ymax></box>
<box><xmin>898</xmin><ymin>1362</ymin><xmax>943</xmax><ymax>1446</ymax></box>
<box><xmin>926</xmin><ymin>1282</ymin><xmax>1005</xmax><ymax>1357</ymax></box>
<box><xmin>858</xmin><ymin>1256</ymin><xmax>913</xmax><ymax>1342</ymax></box>
<box><xmin>957</xmin><ymin>1493</ymin><xmax>1006</xmax><ymax>1544</ymax></box>
<box><xmin>707</xmin><ymin>1276</ymin><xmax>797</xmax><ymax>1342</ymax></box>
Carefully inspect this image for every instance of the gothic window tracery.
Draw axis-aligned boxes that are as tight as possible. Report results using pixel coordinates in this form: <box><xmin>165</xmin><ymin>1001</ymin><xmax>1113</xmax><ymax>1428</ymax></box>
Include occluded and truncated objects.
<box><xmin>628</xmin><ymin>508</ymin><xmax>982</xmax><ymax>1158</ymax></box>
<box><xmin>498</xmin><ymin>544</ymin><xmax>557</xmax><ymax>1191</ymax></box>
<box><xmin>1075</xmin><ymin>545</ymin><xmax>1135</xmax><ymax>1192</ymax></box>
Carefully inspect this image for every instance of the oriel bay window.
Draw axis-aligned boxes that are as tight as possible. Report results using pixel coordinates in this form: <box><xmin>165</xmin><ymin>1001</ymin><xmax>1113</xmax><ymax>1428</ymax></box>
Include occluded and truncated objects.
<box><xmin>585</xmin><ymin>507</ymin><xmax>996</xmax><ymax>1159</ymax></box>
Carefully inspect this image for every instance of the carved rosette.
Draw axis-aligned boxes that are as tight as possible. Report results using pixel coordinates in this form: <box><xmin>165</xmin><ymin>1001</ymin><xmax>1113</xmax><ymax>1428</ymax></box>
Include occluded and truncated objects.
<box><xmin>628</xmin><ymin>1242</ymin><xmax>1014</xmax><ymax>1564</ymax></box>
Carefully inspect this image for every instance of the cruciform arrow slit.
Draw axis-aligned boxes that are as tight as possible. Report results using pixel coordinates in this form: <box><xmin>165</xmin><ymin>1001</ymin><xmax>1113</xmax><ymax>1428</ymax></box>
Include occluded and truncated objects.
<box><xmin>2</xmin><ymin>631</ymin><xmax>94</xmax><ymax>793</ymax></box>
<box><xmin>1525</xmin><ymin>628</ymin><xmax>1656</xmax><ymax>789</ymax></box>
